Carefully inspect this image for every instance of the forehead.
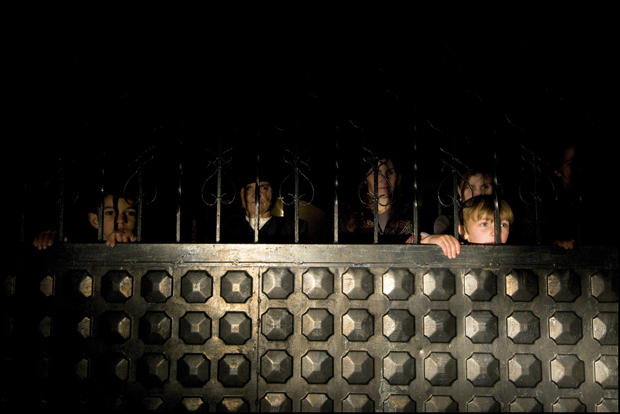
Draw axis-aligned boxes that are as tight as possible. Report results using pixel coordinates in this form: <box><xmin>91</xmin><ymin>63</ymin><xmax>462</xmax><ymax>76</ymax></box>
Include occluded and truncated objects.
<box><xmin>366</xmin><ymin>159</ymin><xmax>395</xmax><ymax>173</ymax></box>
<box><xmin>467</xmin><ymin>173</ymin><xmax>492</xmax><ymax>184</ymax></box>
<box><xmin>245</xmin><ymin>181</ymin><xmax>271</xmax><ymax>189</ymax></box>
<box><xmin>470</xmin><ymin>208</ymin><xmax>509</xmax><ymax>222</ymax></box>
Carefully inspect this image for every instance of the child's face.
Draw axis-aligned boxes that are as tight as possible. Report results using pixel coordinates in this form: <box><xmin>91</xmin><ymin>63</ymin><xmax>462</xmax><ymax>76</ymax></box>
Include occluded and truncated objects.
<box><xmin>462</xmin><ymin>213</ymin><xmax>510</xmax><ymax>244</ymax></box>
<box><xmin>94</xmin><ymin>195</ymin><xmax>138</xmax><ymax>240</ymax></box>
<box><xmin>460</xmin><ymin>173</ymin><xmax>493</xmax><ymax>201</ymax></box>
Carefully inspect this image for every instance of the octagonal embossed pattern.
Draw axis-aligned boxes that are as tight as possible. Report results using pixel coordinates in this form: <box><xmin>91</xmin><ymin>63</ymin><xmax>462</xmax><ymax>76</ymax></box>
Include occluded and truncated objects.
<box><xmin>10</xmin><ymin>254</ymin><xmax>618</xmax><ymax>412</ymax></box>
<box><xmin>141</xmin><ymin>271</ymin><xmax>173</xmax><ymax>303</ymax></box>
<box><xmin>180</xmin><ymin>270</ymin><xmax>212</xmax><ymax>303</ymax></box>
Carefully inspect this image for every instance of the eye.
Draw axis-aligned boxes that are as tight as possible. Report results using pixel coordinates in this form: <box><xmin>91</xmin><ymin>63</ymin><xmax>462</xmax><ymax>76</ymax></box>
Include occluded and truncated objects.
<box><xmin>126</xmin><ymin>210</ymin><xmax>137</xmax><ymax>217</ymax></box>
<box><xmin>104</xmin><ymin>210</ymin><xmax>115</xmax><ymax>216</ymax></box>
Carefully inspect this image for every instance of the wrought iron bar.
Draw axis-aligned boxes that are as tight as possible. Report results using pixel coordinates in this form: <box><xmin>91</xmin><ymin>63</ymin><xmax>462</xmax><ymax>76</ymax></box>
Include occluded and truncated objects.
<box><xmin>57</xmin><ymin>161</ymin><xmax>65</xmax><ymax>243</ymax></box>
<box><xmin>333</xmin><ymin>135</ymin><xmax>339</xmax><ymax>244</ymax></box>
<box><xmin>97</xmin><ymin>155</ymin><xmax>104</xmax><ymax>242</ymax></box>
<box><xmin>373</xmin><ymin>156</ymin><xmax>379</xmax><ymax>244</ymax></box>
<box><xmin>137</xmin><ymin>168</ymin><xmax>143</xmax><ymax>242</ymax></box>
<box><xmin>281</xmin><ymin>146</ymin><xmax>314</xmax><ymax>244</ymax></box>
<box><xmin>176</xmin><ymin>141</ymin><xmax>183</xmax><ymax>243</ymax></box>
<box><xmin>411</xmin><ymin>126</ymin><xmax>419</xmax><ymax>244</ymax></box>
<box><xmin>201</xmin><ymin>143</ymin><xmax>235</xmax><ymax>243</ymax></box>
<box><xmin>215</xmin><ymin>143</ymin><xmax>223</xmax><ymax>244</ymax></box>
<box><xmin>492</xmin><ymin>134</ymin><xmax>501</xmax><ymax>244</ymax></box>
<box><xmin>254</xmin><ymin>151</ymin><xmax>260</xmax><ymax>243</ymax></box>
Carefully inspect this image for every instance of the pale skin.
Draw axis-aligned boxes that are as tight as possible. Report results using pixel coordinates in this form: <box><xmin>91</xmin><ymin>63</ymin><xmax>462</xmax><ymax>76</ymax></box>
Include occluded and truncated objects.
<box><xmin>33</xmin><ymin>195</ymin><xmax>137</xmax><ymax>249</ymax></box>
<box><xmin>460</xmin><ymin>215</ymin><xmax>510</xmax><ymax>244</ymax></box>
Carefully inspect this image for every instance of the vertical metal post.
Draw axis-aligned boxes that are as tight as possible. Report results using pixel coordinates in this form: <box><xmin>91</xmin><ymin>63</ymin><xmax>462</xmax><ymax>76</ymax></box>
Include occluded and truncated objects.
<box><xmin>97</xmin><ymin>154</ymin><xmax>104</xmax><ymax>242</ymax></box>
<box><xmin>57</xmin><ymin>161</ymin><xmax>65</xmax><ymax>243</ymax></box>
<box><xmin>137</xmin><ymin>168</ymin><xmax>143</xmax><ymax>242</ymax></box>
<box><xmin>333</xmin><ymin>136</ymin><xmax>339</xmax><ymax>244</ymax></box>
<box><xmin>574</xmin><ymin>141</ymin><xmax>582</xmax><ymax>245</ymax></box>
<box><xmin>452</xmin><ymin>171</ymin><xmax>459</xmax><ymax>239</ymax></box>
<box><xmin>492</xmin><ymin>137</ymin><xmax>501</xmax><ymax>244</ymax></box>
<box><xmin>294</xmin><ymin>145</ymin><xmax>300</xmax><ymax>244</ymax></box>
<box><xmin>533</xmin><ymin>160</ymin><xmax>542</xmax><ymax>245</ymax></box>
<box><xmin>412</xmin><ymin>127</ymin><xmax>420</xmax><ymax>244</ymax></box>
<box><xmin>176</xmin><ymin>141</ymin><xmax>183</xmax><ymax>243</ymax></box>
<box><xmin>215</xmin><ymin>142</ymin><xmax>223</xmax><ymax>244</ymax></box>
<box><xmin>254</xmin><ymin>151</ymin><xmax>260</xmax><ymax>243</ymax></box>
<box><xmin>373</xmin><ymin>158</ymin><xmax>379</xmax><ymax>244</ymax></box>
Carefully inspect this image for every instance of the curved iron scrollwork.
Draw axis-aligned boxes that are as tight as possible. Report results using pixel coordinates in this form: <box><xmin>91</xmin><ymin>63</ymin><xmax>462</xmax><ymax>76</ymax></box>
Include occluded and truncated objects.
<box><xmin>358</xmin><ymin>146</ymin><xmax>397</xmax><ymax>209</ymax></box>
<box><xmin>518</xmin><ymin>144</ymin><xmax>556</xmax><ymax>206</ymax></box>
<box><xmin>124</xmin><ymin>145</ymin><xmax>158</xmax><ymax>206</ymax></box>
<box><xmin>436</xmin><ymin>146</ymin><xmax>471</xmax><ymax>210</ymax></box>
<box><xmin>44</xmin><ymin>153</ymin><xmax>81</xmax><ymax>207</ymax></box>
<box><xmin>279</xmin><ymin>147</ymin><xmax>314</xmax><ymax>208</ymax></box>
<box><xmin>200</xmin><ymin>146</ymin><xmax>236</xmax><ymax>207</ymax></box>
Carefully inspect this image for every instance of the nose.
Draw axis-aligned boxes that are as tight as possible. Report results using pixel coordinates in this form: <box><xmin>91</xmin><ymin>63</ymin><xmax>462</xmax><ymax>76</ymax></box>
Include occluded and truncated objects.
<box><xmin>117</xmin><ymin>213</ymin><xmax>127</xmax><ymax>226</ymax></box>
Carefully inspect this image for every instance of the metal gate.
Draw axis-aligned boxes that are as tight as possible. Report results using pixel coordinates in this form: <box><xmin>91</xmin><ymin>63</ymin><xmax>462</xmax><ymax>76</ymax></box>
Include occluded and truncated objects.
<box><xmin>3</xmin><ymin>243</ymin><xmax>617</xmax><ymax>412</ymax></box>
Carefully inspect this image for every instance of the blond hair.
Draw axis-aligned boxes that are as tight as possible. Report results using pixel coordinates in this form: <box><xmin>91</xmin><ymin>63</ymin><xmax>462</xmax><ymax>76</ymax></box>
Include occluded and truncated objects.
<box><xmin>459</xmin><ymin>195</ymin><xmax>514</xmax><ymax>227</ymax></box>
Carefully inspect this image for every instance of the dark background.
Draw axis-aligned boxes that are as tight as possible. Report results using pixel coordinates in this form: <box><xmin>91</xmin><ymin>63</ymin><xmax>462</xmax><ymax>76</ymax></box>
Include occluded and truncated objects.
<box><xmin>5</xmin><ymin>8</ymin><xmax>617</xmax><ymax>245</ymax></box>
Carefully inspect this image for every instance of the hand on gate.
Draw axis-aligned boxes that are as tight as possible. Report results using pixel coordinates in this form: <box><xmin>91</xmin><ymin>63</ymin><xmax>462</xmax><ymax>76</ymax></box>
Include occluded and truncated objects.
<box><xmin>420</xmin><ymin>234</ymin><xmax>462</xmax><ymax>259</ymax></box>
<box><xmin>33</xmin><ymin>230</ymin><xmax>68</xmax><ymax>250</ymax></box>
<box><xmin>106</xmin><ymin>229</ymin><xmax>137</xmax><ymax>247</ymax></box>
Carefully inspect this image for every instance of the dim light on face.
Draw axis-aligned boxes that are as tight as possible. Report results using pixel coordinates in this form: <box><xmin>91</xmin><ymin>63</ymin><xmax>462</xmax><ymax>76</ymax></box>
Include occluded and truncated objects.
<box><xmin>462</xmin><ymin>214</ymin><xmax>510</xmax><ymax>244</ymax></box>
<box><xmin>460</xmin><ymin>173</ymin><xmax>493</xmax><ymax>201</ymax></box>
<box><xmin>89</xmin><ymin>195</ymin><xmax>137</xmax><ymax>240</ymax></box>
<box><xmin>242</xmin><ymin>182</ymin><xmax>273</xmax><ymax>218</ymax></box>
<box><xmin>365</xmin><ymin>159</ymin><xmax>398</xmax><ymax>199</ymax></box>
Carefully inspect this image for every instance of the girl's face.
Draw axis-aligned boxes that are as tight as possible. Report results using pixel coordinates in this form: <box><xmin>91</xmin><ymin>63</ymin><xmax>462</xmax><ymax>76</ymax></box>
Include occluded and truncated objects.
<box><xmin>462</xmin><ymin>213</ymin><xmax>510</xmax><ymax>244</ymax></box>
<box><xmin>460</xmin><ymin>173</ymin><xmax>493</xmax><ymax>201</ymax></box>
<box><xmin>365</xmin><ymin>159</ymin><xmax>398</xmax><ymax>199</ymax></box>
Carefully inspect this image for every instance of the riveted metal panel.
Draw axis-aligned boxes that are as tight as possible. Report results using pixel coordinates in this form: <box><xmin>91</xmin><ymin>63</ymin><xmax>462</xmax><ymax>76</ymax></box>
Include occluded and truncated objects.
<box><xmin>2</xmin><ymin>244</ymin><xmax>618</xmax><ymax>412</ymax></box>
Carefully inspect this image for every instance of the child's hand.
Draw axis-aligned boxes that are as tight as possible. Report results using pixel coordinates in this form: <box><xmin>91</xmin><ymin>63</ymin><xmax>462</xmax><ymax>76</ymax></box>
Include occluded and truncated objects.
<box><xmin>553</xmin><ymin>239</ymin><xmax>574</xmax><ymax>250</ymax></box>
<box><xmin>421</xmin><ymin>234</ymin><xmax>461</xmax><ymax>259</ymax></box>
<box><xmin>33</xmin><ymin>230</ymin><xmax>68</xmax><ymax>250</ymax></box>
<box><xmin>106</xmin><ymin>229</ymin><xmax>137</xmax><ymax>247</ymax></box>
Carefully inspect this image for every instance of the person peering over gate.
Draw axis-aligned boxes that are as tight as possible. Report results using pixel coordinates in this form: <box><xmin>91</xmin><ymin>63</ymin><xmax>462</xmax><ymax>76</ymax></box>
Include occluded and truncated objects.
<box><xmin>339</xmin><ymin>152</ymin><xmax>461</xmax><ymax>258</ymax></box>
<box><xmin>458</xmin><ymin>194</ymin><xmax>514</xmax><ymax>244</ymax></box>
<box><xmin>434</xmin><ymin>167</ymin><xmax>497</xmax><ymax>237</ymax></box>
<box><xmin>33</xmin><ymin>186</ymin><xmax>139</xmax><ymax>249</ymax></box>
<box><xmin>218</xmin><ymin>166</ymin><xmax>309</xmax><ymax>243</ymax></box>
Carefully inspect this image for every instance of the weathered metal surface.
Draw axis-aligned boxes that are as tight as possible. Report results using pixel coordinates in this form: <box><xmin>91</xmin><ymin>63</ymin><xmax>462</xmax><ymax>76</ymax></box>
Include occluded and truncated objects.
<box><xmin>2</xmin><ymin>244</ymin><xmax>618</xmax><ymax>412</ymax></box>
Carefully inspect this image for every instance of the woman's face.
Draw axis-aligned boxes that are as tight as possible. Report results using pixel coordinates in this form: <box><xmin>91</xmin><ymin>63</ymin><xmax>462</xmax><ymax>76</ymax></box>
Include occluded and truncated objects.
<box><xmin>242</xmin><ymin>181</ymin><xmax>273</xmax><ymax>218</ymax></box>
<box><xmin>365</xmin><ymin>159</ymin><xmax>398</xmax><ymax>199</ymax></box>
<box><xmin>460</xmin><ymin>173</ymin><xmax>493</xmax><ymax>201</ymax></box>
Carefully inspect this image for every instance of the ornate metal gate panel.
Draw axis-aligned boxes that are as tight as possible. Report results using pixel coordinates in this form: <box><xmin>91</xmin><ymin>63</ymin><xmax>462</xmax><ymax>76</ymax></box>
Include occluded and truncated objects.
<box><xmin>3</xmin><ymin>244</ymin><xmax>618</xmax><ymax>412</ymax></box>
